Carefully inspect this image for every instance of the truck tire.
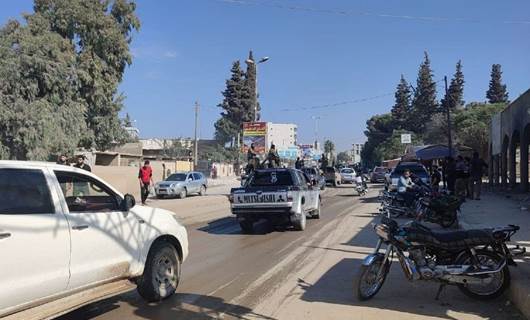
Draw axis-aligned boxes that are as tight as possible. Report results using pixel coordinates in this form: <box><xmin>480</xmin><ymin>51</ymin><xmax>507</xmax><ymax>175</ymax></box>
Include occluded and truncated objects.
<box><xmin>239</xmin><ymin>220</ymin><xmax>254</xmax><ymax>234</ymax></box>
<box><xmin>312</xmin><ymin>200</ymin><xmax>321</xmax><ymax>219</ymax></box>
<box><xmin>293</xmin><ymin>213</ymin><xmax>306</xmax><ymax>231</ymax></box>
<box><xmin>137</xmin><ymin>241</ymin><xmax>181</xmax><ymax>302</ymax></box>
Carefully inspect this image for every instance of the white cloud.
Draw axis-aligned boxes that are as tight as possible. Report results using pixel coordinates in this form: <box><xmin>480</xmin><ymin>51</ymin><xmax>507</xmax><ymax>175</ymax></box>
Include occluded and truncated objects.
<box><xmin>163</xmin><ymin>50</ymin><xmax>178</xmax><ymax>59</ymax></box>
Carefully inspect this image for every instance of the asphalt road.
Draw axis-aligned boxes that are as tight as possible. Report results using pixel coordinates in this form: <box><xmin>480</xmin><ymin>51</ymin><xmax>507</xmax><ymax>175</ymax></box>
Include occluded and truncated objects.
<box><xmin>58</xmin><ymin>185</ymin><xmax>523</xmax><ymax>320</ymax></box>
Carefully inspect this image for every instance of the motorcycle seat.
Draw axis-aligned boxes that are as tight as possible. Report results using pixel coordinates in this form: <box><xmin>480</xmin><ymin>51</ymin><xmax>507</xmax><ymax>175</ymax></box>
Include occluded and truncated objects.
<box><xmin>404</xmin><ymin>222</ymin><xmax>495</xmax><ymax>250</ymax></box>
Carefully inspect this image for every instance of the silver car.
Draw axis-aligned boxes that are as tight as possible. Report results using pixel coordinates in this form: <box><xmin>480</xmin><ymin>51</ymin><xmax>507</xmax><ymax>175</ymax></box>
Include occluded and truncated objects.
<box><xmin>155</xmin><ymin>171</ymin><xmax>207</xmax><ymax>199</ymax></box>
<box><xmin>340</xmin><ymin>167</ymin><xmax>356</xmax><ymax>184</ymax></box>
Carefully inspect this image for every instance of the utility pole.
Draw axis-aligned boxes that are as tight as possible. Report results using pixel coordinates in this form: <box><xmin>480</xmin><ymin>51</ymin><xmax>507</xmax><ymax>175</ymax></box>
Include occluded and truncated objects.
<box><xmin>194</xmin><ymin>101</ymin><xmax>199</xmax><ymax>167</ymax></box>
<box><xmin>444</xmin><ymin>76</ymin><xmax>453</xmax><ymax>157</ymax></box>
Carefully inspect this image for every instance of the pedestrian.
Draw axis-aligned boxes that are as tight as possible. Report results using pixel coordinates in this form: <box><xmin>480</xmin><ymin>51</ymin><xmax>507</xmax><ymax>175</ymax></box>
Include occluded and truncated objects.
<box><xmin>455</xmin><ymin>156</ymin><xmax>468</xmax><ymax>197</ymax></box>
<box><xmin>73</xmin><ymin>155</ymin><xmax>91</xmax><ymax>171</ymax></box>
<box><xmin>56</xmin><ymin>154</ymin><xmax>69</xmax><ymax>166</ymax></box>
<box><xmin>138</xmin><ymin>160</ymin><xmax>154</xmax><ymax>205</ymax></box>
<box><xmin>295</xmin><ymin>157</ymin><xmax>302</xmax><ymax>169</ymax></box>
<box><xmin>469</xmin><ymin>151</ymin><xmax>488</xmax><ymax>200</ymax></box>
<box><xmin>464</xmin><ymin>156</ymin><xmax>472</xmax><ymax>198</ymax></box>
<box><xmin>444</xmin><ymin>157</ymin><xmax>456</xmax><ymax>195</ymax></box>
<box><xmin>430</xmin><ymin>165</ymin><xmax>442</xmax><ymax>192</ymax></box>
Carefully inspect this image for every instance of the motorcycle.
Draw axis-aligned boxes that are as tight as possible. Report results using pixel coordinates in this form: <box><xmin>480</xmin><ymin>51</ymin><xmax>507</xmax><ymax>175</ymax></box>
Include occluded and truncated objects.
<box><xmin>379</xmin><ymin>181</ymin><xmax>461</xmax><ymax>228</ymax></box>
<box><xmin>357</xmin><ymin>216</ymin><xmax>520</xmax><ymax>301</ymax></box>
<box><xmin>355</xmin><ymin>175</ymin><xmax>368</xmax><ymax>196</ymax></box>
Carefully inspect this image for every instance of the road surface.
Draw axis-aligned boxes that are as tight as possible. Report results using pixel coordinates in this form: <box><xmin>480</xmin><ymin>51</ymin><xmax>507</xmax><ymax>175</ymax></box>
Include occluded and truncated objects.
<box><xmin>58</xmin><ymin>185</ymin><xmax>523</xmax><ymax>320</ymax></box>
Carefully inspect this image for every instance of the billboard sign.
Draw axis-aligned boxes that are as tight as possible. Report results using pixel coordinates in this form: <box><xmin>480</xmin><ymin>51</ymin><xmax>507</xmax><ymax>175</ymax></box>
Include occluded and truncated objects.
<box><xmin>242</xmin><ymin>122</ymin><xmax>267</xmax><ymax>154</ymax></box>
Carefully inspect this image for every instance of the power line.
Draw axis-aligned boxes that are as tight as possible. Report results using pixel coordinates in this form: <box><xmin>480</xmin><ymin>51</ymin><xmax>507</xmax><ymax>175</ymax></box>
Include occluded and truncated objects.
<box><xmin>215</xmin><ymin>0</ymin><xmax>530</xmax><ymax>25</ymax></box>
<box><xmin>279</xmin><ymin>92</ymin><xmax>394</xmax><ymax>112</ymax></box>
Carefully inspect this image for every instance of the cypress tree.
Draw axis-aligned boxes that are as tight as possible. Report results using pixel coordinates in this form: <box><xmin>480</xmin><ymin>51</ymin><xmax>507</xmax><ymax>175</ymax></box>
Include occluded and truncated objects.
<box><xmin>411</xmin><ymin>52</ymin><xmax>438</xmax><ymax>134</ymax></box>
<box><xmin>391</xmin><ymin>75</ymin><xmax>411</xmax><ymax>130</ymax></box>
<box><xmin>214</xmin><ymin>61</ymin><xmax>252</xmax><ymax>145</ymax></box>
<box><xmin>486</xmin><ymin>64</ymin><xmax>509</xmax><ymax>103</ymax></box>
<box><xmin>245</xmin><ymin>50</ymin><xmax>258</xmax><ymax>121</ymax></box>
<box><xmin>441</xmin><ymin>60</ymin><xmax>465</xmax><ymax>110</ymax></box>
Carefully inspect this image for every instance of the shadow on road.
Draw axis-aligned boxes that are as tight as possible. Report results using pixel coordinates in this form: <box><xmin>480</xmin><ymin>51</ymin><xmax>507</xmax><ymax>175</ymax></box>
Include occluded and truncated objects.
<box><xmin>299</xmin><ymin>257</ymin><xmax>521</xmax><ymax>320</ymax></box>
<box><xmin>59</xmin><ymin>291</ymin><xmax>277</xmax><ymax>320</ymax></box>
<box><xmin>197</xmin><ymin>217</ymin><xmax>278</xmax><ymax>236</ymax></box>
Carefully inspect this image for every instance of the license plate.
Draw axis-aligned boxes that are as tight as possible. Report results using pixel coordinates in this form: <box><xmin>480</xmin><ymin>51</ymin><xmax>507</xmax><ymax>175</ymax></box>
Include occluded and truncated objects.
<box><xmin>238</xmin><ymin>194</ymin><xmax>278</xmax><ymax>203</ymax></box>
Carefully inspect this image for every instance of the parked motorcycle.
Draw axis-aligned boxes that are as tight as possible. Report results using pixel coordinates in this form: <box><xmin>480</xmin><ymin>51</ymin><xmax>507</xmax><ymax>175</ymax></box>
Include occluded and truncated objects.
<box><xmin>357</xmin><ymin>216</ymin><xmax>520</xmax><ymax>301</ymax></box>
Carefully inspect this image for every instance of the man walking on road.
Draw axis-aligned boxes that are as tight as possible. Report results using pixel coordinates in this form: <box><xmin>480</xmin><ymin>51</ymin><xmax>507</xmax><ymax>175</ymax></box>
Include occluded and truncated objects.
<box><xmin>469</xmin><ymin>151</ymin><xmax>488</xmax><ymax>200</ymax></box>
<box><xmin>139</xmin><ymin>160</ymin><xmax>154</xmax><ymax>205</ymax></box>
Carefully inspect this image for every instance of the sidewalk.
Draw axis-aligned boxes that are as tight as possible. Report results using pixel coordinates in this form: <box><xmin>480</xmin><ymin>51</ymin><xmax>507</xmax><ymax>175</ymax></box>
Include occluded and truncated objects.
<box><xmin>459</xmin><ymin>192</ymin><xmax>530</xmax><ymax>319</ymax></box>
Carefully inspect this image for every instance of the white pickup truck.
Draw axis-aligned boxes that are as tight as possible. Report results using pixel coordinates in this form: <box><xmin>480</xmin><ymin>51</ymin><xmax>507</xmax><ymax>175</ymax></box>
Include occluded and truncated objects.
<box><xmin>230</xmin><ymin>168</ymin><xmax>321</xmax><ymax>233</ymax></box>
<box><xmin>0</xmin><ymin>161</ymin><xmax>188</xmax><ymax>319</ymax></box>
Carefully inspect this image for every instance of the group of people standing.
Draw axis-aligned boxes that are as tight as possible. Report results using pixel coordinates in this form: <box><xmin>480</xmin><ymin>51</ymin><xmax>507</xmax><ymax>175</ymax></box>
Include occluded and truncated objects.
<box><xmin>441</xmin><ymin>151</ymin><xmax>488</xmax><ymax>200</ymax></box>
<box><xmin>56</xmin><ymin>154</ymin><xmax>92</xmax><ymax>172</ymax></box>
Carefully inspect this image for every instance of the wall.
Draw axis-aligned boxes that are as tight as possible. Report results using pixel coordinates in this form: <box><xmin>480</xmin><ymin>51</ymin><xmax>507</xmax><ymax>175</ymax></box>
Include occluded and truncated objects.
<box><xmin>93</xmin><ymin>160</ymin><xmax>194</xmax><ymax>198</ymax></box>
<box><xmin>266</xmin><ymin>123</ymin><xmax>297</xmax><ymax>150</ymax></box>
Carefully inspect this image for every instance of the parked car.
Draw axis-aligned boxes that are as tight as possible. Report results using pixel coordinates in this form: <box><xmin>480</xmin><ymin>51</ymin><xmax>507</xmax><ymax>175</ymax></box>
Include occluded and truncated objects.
<box><xmin>370</xmin><ymin>166</ymin><xmax>387</xmax><ymax>183</ymax></box>
<box><xmin>386</xmin><ymin>161</ymin><xmax>430</xmax><ymax>191</ymax></box>
<box><xmin>155</xmin><ymin>171</ymin><xmax>207</xmax><ymax>199</ymax></box>
<box><xmin>301</xmin><ymin>167</ymin><xmax>326</xmax><ymax>190</ymax></box>
<box><xmin>230</xmin><ymin>168</ymin><xmax>321</xmax><ymax>233</ymax></box>
<box><xmin>0</xmin><ymin>161</ymin><xmax>189</xmax><ymax>319</ymax></box>
<box><xmin>339</xmin><ymin>167</ymin><xmax>356</xmax><ymax>184</ymax></box>
<box><xmin>324</xmin><ymin>166</ymin><xmax>341</xmax><ymax>187</ymax></box>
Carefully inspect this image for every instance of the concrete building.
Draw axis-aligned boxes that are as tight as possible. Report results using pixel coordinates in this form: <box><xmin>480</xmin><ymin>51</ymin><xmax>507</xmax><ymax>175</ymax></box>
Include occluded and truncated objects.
<box><xmin>489</xmin><ymin>89</ymin><xmax>530</xmax><ymax>191</ymax></box>
<box><xmin>265</xmin><ymin>123</ymin><xmax>297</xmax><ymax>150</ymax></box>
<box><xmin>351</xmin><ymin>143</ymin><xmax>364</xmax><ymax>164</ymax></box>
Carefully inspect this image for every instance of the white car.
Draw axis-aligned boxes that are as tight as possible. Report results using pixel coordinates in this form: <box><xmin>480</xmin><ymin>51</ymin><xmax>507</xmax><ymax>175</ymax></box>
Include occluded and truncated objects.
<box><xmin>0</xmin><ymin>161</ymin><xmax>188</xmax><ymax>319</ymax></box>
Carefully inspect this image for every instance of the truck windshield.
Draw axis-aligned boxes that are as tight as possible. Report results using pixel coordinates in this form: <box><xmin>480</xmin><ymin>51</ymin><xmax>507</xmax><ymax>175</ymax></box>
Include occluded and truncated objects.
<box><xmin>248</xmin><ymin>171</ymin><xmax>293</xmax><ymax>187</ymax></box>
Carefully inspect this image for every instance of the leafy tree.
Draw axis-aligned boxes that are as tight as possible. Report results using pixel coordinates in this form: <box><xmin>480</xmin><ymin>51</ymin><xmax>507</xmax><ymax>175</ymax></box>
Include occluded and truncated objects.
<box><xmin>336</xmin><ymin>151</ymin><xmax>351</xmax><ymax>163</ymax></box>
<box><xmin>411</xmin><ymin>52</ymin><xmax>438</xmax><ymax>134</ymax></box>
<box><xmin>486</xmin><ymin>64</ymin><xmax>509</xmax><ymax>104</ymax></box>
<box><xmin>245</xmin><ymin>50</ymin><xmax>259</xmax><ymax>121</ymax></box>
<box><xmin>324</xmin><ymin>140</ymin><xmax>335</xmax><ymax>154</ymax></box>
<box><xmin>423</xmin><ymin>113</ymin><xmax>451</xmax><ymax>146</ymax></box>
<box><xmin>454</xmin><ymin>102</ymin><xmax>506</xmax><ymax>159</ymax></box>
<box><xmin>361</xmin><ymin>113</ymin><xmax>394</xmax><ymax>167</ymax></box>
<box><xmin>391</xmin><ymin>75</ymin><xmax>411</xmax><ymax>130</ymax></box>
<box><xmin>0</xmin><ymin>0</ymin><xmax>140</xmax><ymax>160</ymax></box>
<box><xmin>0</xmin><ymin>17</ymin><xmax>87</xmax><ymax>160</ymax></box>
<box><xmin>374</xmin><ymin>130</ymin><xmax>422</xmax><ymax>161</ymax></box>
<box><xmin>441</xmin><ymin>60</ymin><xmax>465</xmax><ymax>110</ymax></box>
<box><xmin>214</xmin><ymin>61</ymin><xmax>252</xmax><ymax>145</ymax></box>
<box><xmin>34</xmin><ymin>0</ymin><xmax>140</xmax><ymax>151</ymax></box>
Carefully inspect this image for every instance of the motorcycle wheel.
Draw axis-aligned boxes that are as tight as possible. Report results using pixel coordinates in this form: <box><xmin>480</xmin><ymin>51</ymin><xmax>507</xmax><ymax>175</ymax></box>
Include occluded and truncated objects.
<box><xmin>356</xmin><ymin>255</ymin><xmax>390</xmax><ymax>301</ymax></box>
<box><xmin>456</xmin><ymin>250</ymin><xmax>511</xmax><ymax>300</ymax></box>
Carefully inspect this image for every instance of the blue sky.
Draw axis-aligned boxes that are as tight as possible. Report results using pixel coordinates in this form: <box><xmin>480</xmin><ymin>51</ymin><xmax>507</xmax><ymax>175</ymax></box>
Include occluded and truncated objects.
<box><xmin>1</xmin><ymin>0</ymin><xmax>529</xmax><ymax>151</ymax></box>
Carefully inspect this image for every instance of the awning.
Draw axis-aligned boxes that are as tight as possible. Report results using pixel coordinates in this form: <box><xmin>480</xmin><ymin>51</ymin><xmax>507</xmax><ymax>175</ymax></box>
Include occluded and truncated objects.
<box><xmin>405</xmin><ymin>145</ymin><xmax>458</xmax><ymax>161</ymax></box>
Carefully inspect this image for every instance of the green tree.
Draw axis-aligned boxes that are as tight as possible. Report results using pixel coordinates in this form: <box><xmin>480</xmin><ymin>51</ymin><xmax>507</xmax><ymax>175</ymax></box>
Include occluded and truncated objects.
<box><xmin>411</xmin><ymin>52</ymin><xmax>438</xmax><ymax>134</ymax></box>
<box><xmin>214</xmin><ymin>61</ymin><xmax>252</xmax><ymax>145</ymax></box>
<box><xmin>454</xmin><ymin>102</ymin><xmax>506</xmax><ymax>159</ymax></box>
<box><xmin>0</xmin><ymin>17</ymin><xmax>87</xmax><ymax>160</ymax></box>
<box><xmin>361</xmin><ymin>113</ymin><xmax>394</xmax><ymax>167</ymax></box>
<box><xmin>336</xmin><ymin>151</ymin><xmax>351</xmax><ymax>163</ymax></box>
<box><xmin>441</xmin><ymin>60</ymin><xmax>465</xmax><ymax>110</ymax></box>
<box><xmin>34</xmin><ymin>0</ymin><xmax>140</xmax><ymax>151</ymax></box>
<box><xmin>391</xmin><ymin>75</ymin><xmax>411</xmax><ymax>130</ymax></box>
<box><xmin>486</xmin><ymin>64</ymin><xmax>509</xmax><ymax>104</ymax></box>
<box><xmin>375</xmin><ymin>130</ymin><xmax>422</xmax><ymax>161</ymax></box>
<box><xmin>324</xmin><ymin>140</ymin><xmax>335</xmax><ymax>154</ymax></box>
<box><xmin>245</xmin><ymin>50</ymin><xmax>259</xmax><ymax>121</ymax></box>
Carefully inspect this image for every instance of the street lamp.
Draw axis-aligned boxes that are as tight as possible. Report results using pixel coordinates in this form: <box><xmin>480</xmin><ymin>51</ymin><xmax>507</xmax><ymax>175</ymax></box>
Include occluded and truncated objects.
<box><xmin>246</xmin><ymin>55</ymin><xmax>270</xmax><ymax>122</ymax></box>
<box><xmin>311</xmin><ymin>115</ymin><xmax>321</xmax><ymax>148</ymax></box>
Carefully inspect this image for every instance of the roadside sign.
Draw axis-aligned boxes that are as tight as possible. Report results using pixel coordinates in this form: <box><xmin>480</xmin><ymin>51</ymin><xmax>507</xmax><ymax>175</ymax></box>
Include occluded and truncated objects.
<box><xmin>401</xmin><ymin>134</ymin><xmax>412</xmax><ymax>144</ymax></box>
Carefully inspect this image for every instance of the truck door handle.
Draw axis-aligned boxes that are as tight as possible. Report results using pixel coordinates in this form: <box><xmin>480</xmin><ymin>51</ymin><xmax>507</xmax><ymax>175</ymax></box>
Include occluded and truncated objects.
<box><xmin>138</xmin><ymin>219</ymin><xmax>145</xmax><ymax>224</ymax></box>
<box><xmin>0</xmin><ymin>232</ymin><xmax>11</xmax><ymax>240</ymax></box>
<box><xmin>72</xmin><ymin>225</ymin><xmax>89</xmax><ymax>231</ymax></box>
